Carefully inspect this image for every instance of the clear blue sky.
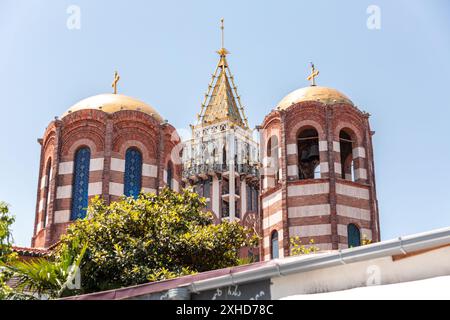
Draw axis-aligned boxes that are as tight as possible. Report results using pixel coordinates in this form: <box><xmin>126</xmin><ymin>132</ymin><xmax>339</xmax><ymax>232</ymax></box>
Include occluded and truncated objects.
<box><xmin>1</xmin><ymin>0</ymin><xmax>449</xmax><ymax>246</ymax></box>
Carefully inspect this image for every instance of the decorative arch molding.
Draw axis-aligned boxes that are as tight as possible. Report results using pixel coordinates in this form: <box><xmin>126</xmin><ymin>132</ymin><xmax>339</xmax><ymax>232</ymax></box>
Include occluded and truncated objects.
<box><xmin>64</xmin><ymin>138</ymin><xmax>99</xmax><ymax>159</ymax></box>
<box><xmin>288</xmin><ymin>119</ymin><xmax>326</xmax><ymax>143</ymax></box>
<box><xmin>113</xmin><ymin>134</ymin><xmax>157</xmax><ymax>162</ymax></box>
<box><xmin>334</xmin><ymin>121</ymin><xmax>364</xmax><ymax>146</ymax></box>
<box><xmin>61</xmin><ymin>126</ymin><xmax>105</xmax><ymax>157</ymax></box>
<box><xmin>116</xmin><ymin>140</ymin><xmax>155</xmax><ymax>164</ymax></box>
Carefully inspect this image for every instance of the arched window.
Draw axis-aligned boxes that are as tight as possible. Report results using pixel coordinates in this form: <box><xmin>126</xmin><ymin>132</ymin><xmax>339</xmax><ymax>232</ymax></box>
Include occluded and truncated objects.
<box><xmin>297</xmin><ymin>128</ymin><xmax>320</xmax><ymax>180</ymax></box>
<box><xmin>347</xmin><ymin>223</ymin><xmax>361</xmax><ymax>248</ymax></box>
<box><xmin>167</xmin><ymin>161</ymin><xmax>173</xmax><ymax>190</ymax></box>
<box><xmin>339</xmin><ymin>130</ymin><xmax>355</xmax><ymax>181</ymax></box>
<box><xmin>71</xmin><ymin>147</ymin><xmax>91</xmax><ymax>220</ymax></box>
<box><xmin>271</xmin><ymin>230</ymin><xmax>279</xmax><ymax>259</ymax></box>
<box><xmin>42</xmin><ymin>158</ymin><xmax>52</xmax><ymax>228</ymax></box>
<box><xmin>222</xmin><ymin>145</ymin><xmax>227</xmax><ymax>167</ymax></box>
<box><xmin>267</xmin><ymin>135</ymin><xmax>279</xmax><ymax>183</ymax></box>
<box><xmin>124</xmin><ymin>148</ymin><xmax>143</xmax><ymax>198</ymax></box>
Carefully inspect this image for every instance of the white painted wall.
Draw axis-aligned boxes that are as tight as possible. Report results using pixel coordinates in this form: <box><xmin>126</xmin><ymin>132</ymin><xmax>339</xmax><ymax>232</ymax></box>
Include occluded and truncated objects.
<box><xmin>271</xmin><ymin>246</ymin><xmax>450</xmax><ymax>299</ymax></box>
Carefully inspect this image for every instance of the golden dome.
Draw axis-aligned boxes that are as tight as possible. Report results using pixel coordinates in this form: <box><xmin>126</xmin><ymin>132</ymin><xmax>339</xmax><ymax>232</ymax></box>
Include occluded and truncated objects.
<box><xmin>62</xmin><ymin>93</ymin><xmax>163</xmax><ymax>122</ymax></box>
<box><xmin>276</xmin><ymin>86</ymin><xmax>353</xmax><ymax>110</ymax></box>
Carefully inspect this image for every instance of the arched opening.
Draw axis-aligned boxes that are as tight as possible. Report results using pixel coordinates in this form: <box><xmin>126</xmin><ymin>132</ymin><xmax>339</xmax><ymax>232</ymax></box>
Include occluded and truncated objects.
<box><xmin>297</xmin><ymin>128</ymin><xmax>320</xmax><ymax>179</ymax></box>
<box><xmin>42</xmin><ymin>158</ymin><xmax>52</xmax><ymax>228</ymax></box>
<box><xmin>267</xmin><ymin>135</ymin><xmax>279</xmax><ymax>183</ymax></box>
<box><xmin>71</xmin><ymin>147</ymin><xmax>91</xmax><ymax>220</ymax></box>
<box><xmin>347</xmin><ymin>223</ymin><xmax>361</xmax><ymax>248</ymax></box>
<box><xmin>167</xmin><ymin>161</ymin><xmax>174</xmax><ymax>190</ymax></box>
<box><xmin>271</xmin><ymin>230</ymin><xmax>279</xmax><ymax>259</ymax></box>
<box><xmin>222</xmin><ymin>144</ymin><xmax>227</xmax><ymax>167</ymax></box>
<box><xmin>339</xmin><ymin>130</ymin><xmax>355</xmax><ymax>181</ymax></box>
<box><xmin>124</xmin><ymin>148</ymin><xmax>143</xmax><ymax>198</ymax></box>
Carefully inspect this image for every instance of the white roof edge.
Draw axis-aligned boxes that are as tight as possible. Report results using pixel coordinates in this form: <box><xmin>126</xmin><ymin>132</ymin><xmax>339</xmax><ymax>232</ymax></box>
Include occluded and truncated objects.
<box><xmin>188</xmin><ymin>227</ymin><xmax>450</xmax><ymax>292</ymax></box>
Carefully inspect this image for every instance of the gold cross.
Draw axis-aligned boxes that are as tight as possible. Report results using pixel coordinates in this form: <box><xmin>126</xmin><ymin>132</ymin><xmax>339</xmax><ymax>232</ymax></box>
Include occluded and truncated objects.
<box><xmin>307</xmin><ymin>62</ymin><xmax>319</xmax><ymax>86</ymax></box>
<box><xmin>112</xmin><ymin>71</ymin><xmax>120</xmax><ymax>94</ymax></box>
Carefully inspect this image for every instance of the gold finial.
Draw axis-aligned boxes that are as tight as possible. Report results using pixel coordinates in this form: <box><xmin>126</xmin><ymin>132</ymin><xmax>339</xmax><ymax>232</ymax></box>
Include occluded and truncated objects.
<box><xmin>307</xmin><ymin>62</ymin><xmax>319</xmax><ymax>86</ymax></box>
<box><xmin>112</xmin><ymin>71</ymin><xmax>120</xmax><ymax>94</ymax></box>
<box><xmin>217</xmin><ymin>18</ymin><xmax>229</xmax><ymax>56</ymax></box>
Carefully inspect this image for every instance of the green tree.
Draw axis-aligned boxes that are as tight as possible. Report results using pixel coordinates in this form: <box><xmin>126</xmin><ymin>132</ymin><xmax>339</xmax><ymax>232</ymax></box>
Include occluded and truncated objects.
<box><xmin>290</xmin><ymin>236</ymin><xmax>320</xmax><ymax>256</ymax></box>
<box><xmin>58</xmin><ymin>188</ymin><xmax>258</xmax><ymax>294</ymax></box>
<box><xmin>0</xmin><ymin>202</ymin><xmax>16</xmax><ymax>299</ymax></box>
<box><xmin>1</xmin><ymin>201</ymin><xmax>86</xmax><ymax>300</ymax></box>
<box><xmin>3</xmin><ymin>243</ymin><xmax>86</xmax><ymax>300</ymax></box>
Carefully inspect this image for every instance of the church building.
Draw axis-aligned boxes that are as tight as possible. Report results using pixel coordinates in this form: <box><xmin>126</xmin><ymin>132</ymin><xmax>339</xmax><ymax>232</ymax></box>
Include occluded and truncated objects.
<box><xmin>32</xmin><ymin>82</ymin><xmax>182</xmax><ymax>248</ymax></box>
<box><xmin>31</xmin><ymin>20</ymin><xmax>380</xmax><ymax>263</ymax></box>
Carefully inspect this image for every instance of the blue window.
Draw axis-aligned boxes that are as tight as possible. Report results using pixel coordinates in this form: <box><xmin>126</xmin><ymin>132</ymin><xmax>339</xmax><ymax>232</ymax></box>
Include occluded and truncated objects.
<box><xmin>167</xmin><ymin>161</ymin><xmax>173</xmax><ymax>189</ymax></box>
<box><xmin>271</xmin><ymin>230</ymin><xmax>279</xmax><ymax>259</ymax></box>
<box><xmin>124</xmin><ymin>148</ymin><xmax>143</xmax><ymax>198</ymax></box>
<box><xmin>71</xmin><ymin>147</ymin><xmax>91</xmax><ymax>220</ymax></box>
<box><xmin>348</xmin><ymin>223</ymin><xmax>361</xmax><ymax>248</ymax></box>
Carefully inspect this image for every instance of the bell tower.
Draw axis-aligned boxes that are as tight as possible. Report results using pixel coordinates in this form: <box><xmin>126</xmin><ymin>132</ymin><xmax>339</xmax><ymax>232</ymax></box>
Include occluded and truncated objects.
<box><xmin>259</xmin><ymin>64</ymin><xmax>380</xmax><ymax>260</ymax></box>
<box><xmin>182</xmin><ymin>20</ymin><xmax>260</xmax><ymax>245</ymax></box>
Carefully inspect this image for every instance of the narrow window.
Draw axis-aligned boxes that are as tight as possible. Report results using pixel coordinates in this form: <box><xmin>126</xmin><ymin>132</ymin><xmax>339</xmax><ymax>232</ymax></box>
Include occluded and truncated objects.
<box><xmin>42</xmin><ymin>158</ymin><xmax>52</xmax><ymax>228</ymax></box>
<box><xmin>71</xmin><ymin>147</ymin><xmax>91</xmax><ymax>220</ymax></box>
<box><xmin>167</xmin><ymin>161</ymin><xmax>173</xmax><ymax>190</ymax></box>
<box><xmin>347</xmin><ymin>223</ymin><xmax>361</xmax><ymax>248</ymax></box>
<box><xmin>339</xmin><ymin>130</ymin><xmax>355</xmax><ymax>181</ymax></box>
<box><xmin>124</xmin><ymin>148</ymin><xmax>143</xmax><ymax>198</ymax></box>
<box><xmin>271</xmin><ymin>230</ymin><xmax>279</xmax><ymax>259</ymax></box>
<box><xmin>266</xmin><ymin>135</ymin><xmax>279</xmax><ymax>185</ymax></box>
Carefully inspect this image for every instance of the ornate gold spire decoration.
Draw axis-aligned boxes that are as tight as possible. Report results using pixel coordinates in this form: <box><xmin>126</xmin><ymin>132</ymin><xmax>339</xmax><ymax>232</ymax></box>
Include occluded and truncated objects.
<box><xmin>216</xmin><ymin>18</ymin><xmax>229</xmax><ymax>57</ymax></box>
<box><xmin>307</xmin><ymin>62</ymin><xmax>319</xmax><ymax>86</ymax></box>
<box><xmin>196</xmin><ymin>19</ymin><xmax>249</xmax><ymax>129</ymax></box>
<box><xmin>112</xmin><ymin>71</ymin><xmax>120</xmax><ymax>94</ymax></box>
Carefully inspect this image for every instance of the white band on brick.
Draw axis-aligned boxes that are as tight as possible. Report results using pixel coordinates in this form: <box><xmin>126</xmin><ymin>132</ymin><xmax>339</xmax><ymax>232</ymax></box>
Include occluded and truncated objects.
<box><xmin>40</xmin><ymin>175</ymin><xmax>48</xmax><ymax>189</ymax></box>
<box><xmin>287</xmin><ymin>144</ymin><xmax>297</xmax><ymax>155</ymax></box>
<box><xmin>142</xmin><ymin>164</ymin><xmax>158</xmax><ymax>178</ymax></box>
<box><xmin>289</xmin><ymin>224</ymin><xmax>331</xmax><ymax>237</ymax></box>
<box><xmin>336</xmin><ymin>204</ymin><xmax>371</xmax><ymax>221</ymax></box>
<box><xmin>287</xmin><ymin>183</ymin><xmax>329</xmax><ymax>197</ymax></box>
<box><xmin>354</xmin><ymin>168</ymin><xmax>367</xmax><ymax>180</ymax></box>
<box><xmin>319</xmin><ymin>141</ymin><xmax>328</xmax><ymax>152</ymax></box>
<box><xmin>59</xmin><ymin>161</ymin><xmax>74</xmax><ymax>175</ymax></box>
<box><xmin>353</xmin><ymin>147</ymin><xmax>366</xmax><ymax>159</ymax></box>
<box><xmin>262</xmin><ymin>190</ymin><xmax>282</xmax><ymax>209</ymax></box>
<box><xmin>334</xmin><ymin>162</ymin><xmax>342</xmax><ymax>174</ymax></box>
<box><xmin>333</xmin><ymin>141</ymin><xmax>340</xmax><ymax>152</ymax></box>
<box><xmin>56</xmin><ymin>185</ymin><xmax>72</xmax><ymax>199</ymax></box>
<box><xmin>110</xmin><ymin>158</ymin><xmax>125</xmax><ymax>172</ymax></box>
<box><xmin>262</xmin><ymin>210</ymin><xmax>282</xmax><ymax>229</ymax></box>
<box><xmin>288</xmin><ymin>204</ymin><xmax>331</xmax><ymax>218</ymax></box>
<box><xmin>88</xmin><ymin>182</ymin><xmax>103</xmax><ymax>196</ymax></box>
<box><xmin>336</xmin><ymin>183</ymin><xmax>370</xmax><ymax>200</ymax></box>
<box><xmin>320</xmin><ymin>162</ymin><xmax>329</xmax><ymax>173</ymax></box>
<box><xmin>54</xmin><ymin>210</ymin><xmax>71</xmax><ymax>223</ymax></box>
<box><xmin>287</xmin><ymin>165</ymin><xmax>298</xmax><ymax>177</ymax></box>
<box><xmin>90</xmin><ymin>158</ymin><xmax>104</xmax><ymax>171</ymax></box>
<box><xmin>109</xmin><ymin>182</ymin><xmax>124</xmax><ymax>196</ymax></box>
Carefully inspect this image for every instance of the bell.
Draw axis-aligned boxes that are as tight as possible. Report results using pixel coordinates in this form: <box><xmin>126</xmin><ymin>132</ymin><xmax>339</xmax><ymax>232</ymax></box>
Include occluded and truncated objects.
<box><xmin>300</xmin><ymin>144</ymin><xmax>319</xmax><ymax>162</ymax></box>
<box><xmin>308</xmin><ymin>144</ymin><xmax>319</xmax><ymax>161</ymax></box>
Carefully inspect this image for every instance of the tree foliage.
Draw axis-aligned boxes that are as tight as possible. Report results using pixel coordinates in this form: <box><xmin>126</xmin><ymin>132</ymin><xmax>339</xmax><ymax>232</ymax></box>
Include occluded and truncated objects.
<box><xmin>290</xmin><ymin>236</ymin><xmax>320</xmax><ymax>256</ymax></box>
<box><xmin>58</xmin><ymin>188</ymin><xmax>258</xmax><ymax>294</ymax></box>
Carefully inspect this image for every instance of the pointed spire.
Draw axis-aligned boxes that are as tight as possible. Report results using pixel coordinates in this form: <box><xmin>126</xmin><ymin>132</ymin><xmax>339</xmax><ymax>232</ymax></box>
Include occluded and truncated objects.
<box><xmin>196</xmin><ymin>19</ymin><xmax>249</xmax><ymax>129</ymax></box>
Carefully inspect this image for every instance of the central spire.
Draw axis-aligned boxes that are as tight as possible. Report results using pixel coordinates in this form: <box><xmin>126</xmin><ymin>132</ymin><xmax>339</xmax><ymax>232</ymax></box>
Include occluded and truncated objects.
<box><xmin>216</xmin><ymin>18</ymin><xmax>229</xmax><ymax>57</ymax></box>
<box><xmin>196</xmin><ymin>19</ymin><xmax>249</xmax><ymax>129</ymax></box>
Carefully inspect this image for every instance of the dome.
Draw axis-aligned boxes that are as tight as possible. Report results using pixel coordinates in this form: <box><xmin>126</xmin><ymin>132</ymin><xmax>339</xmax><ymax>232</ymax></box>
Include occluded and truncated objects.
<box><xmin>276</xmin><ymin>86</ymin><xmax>353</xmax><ymax>110</ymax></box>
<box><xmin>62</xmin><ymin>93</ymin><xmax>163</xmax><ymax>122</ymax></box>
